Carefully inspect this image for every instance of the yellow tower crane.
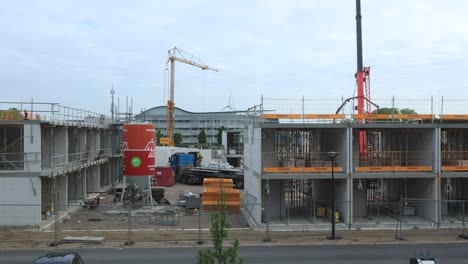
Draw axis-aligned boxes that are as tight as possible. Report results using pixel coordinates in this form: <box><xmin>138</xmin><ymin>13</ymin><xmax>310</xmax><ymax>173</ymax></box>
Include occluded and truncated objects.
<box><xmin>165</xmin><ymin>47</ymin><xmax>218</xmax><ymax>146</ymax></box>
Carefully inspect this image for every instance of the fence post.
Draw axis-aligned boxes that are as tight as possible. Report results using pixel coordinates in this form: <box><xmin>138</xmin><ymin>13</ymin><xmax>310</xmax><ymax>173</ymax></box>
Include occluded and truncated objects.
<box><xmin>460</xmin><ymin>201</ymin><xmax>468</xmax><ymax>239</ymax></box>
<box><xmin>263</xmin><ymin>180</ymin><xmax>271</xmax><ymax>242</ymax></box>
<box><xmin>126</xmin><ymin>205</ymin><xmax>134</xmax><ymax>246</ymax></box>
<box><xmin>197</xmin><ymin>208</ymin><xmax>203</xmax><ymax>244</ymax></box>
<box><xmin>53</xmin><ymin>202</ymin><xmax>59</xmax><ymax>246</ymax></box>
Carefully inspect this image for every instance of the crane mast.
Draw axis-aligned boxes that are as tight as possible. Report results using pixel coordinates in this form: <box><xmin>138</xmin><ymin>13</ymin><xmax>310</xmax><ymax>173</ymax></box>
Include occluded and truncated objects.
<box><xmin>166</xmin><ymin>47</ymin><xmax>218</xmax><ymax>146</ymax></box>
<box><xmin>355</xmin><ymin>0</ymin><xmax>372</xmax><ymax>156</ymax></box>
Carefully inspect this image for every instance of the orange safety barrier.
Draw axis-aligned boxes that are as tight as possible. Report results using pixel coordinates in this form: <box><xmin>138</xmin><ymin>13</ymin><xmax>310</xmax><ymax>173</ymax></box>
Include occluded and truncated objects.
<box><xmin>394</xmin><ymin>166</ymin><xmax>432</xmax><ymax>172</ymax></box>
<box><xmin>264</xmin><ymin>167</ymin><xmax>342</xmax><ymax>173</ymax></box>
<box><xmin>303</xmin><ymin>167</ymin><xmax>343</xmax><ymax>173</ymax></box>
<box><xmin>356</xmin><ymin>166</ymin><xmax>394</xmax><ymax>172</ymax></box>
<box><xmin>356</xmin><ymin>166</ymin><xmax>431</xmax><ymax>172</ymax></box>
<box><xmin>442</xmin><ymin>166</ymin><xmax>468</xmax><ymax>171</ymax></box>
<box><xmin>263</xmin><ymin>167</ymin><xmax>302</xmax><ymax>173</ymax></box>
<box><xmin>395</xmin><ymin>114</ymin><xmax>432</xmax><ymax>119</ymax></box>
<box><xmin>440</xmin><ymin>115</ymin><xmax>468</xmax><ymax>120</ymax></box>
<box><xmin>354</xmin><ymin>114</ymin><xmax>391</xmax><ymax>119</ymax></box>
<box><xmin>262</xmin><ymin>114</ymin><xmax>301</xmax><ymax>119</ymax></box>
<box><xmin>304</xmin><ymin>114</ymin><xmax>344</xmax><ymax>119</ymax></box>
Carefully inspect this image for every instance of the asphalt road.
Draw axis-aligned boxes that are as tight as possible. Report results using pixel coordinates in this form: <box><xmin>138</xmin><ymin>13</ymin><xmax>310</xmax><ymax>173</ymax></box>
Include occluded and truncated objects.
<box><xmin>1</xmin><ymin>243</ymin><xmax>465</xmax><ymax>264</ymax></box>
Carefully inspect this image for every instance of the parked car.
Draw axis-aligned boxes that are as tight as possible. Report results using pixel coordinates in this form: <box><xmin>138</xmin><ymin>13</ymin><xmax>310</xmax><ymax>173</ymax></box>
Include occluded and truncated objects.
<box><xmin>33</xmin><ymin>252</ymin><xmax>84</xmax><ymax>264</ymax></box>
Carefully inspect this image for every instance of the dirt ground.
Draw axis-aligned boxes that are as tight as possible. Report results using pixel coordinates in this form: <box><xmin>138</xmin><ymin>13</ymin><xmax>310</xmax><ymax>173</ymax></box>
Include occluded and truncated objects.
<box><xmin>56</xmin><ymin>182</ymin><xmax>247</xmax><ymax>231</ymax></box>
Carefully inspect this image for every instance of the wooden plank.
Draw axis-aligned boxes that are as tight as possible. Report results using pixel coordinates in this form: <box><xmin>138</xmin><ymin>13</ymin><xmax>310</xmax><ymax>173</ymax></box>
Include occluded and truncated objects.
<box><xmin>394</xmin><ymin>166</ymin><xmax>432</xmax><ymax>172</ymax></box>
<box><xmin>304</xmin><ymin>114</ymin><xmax>344</xmax><ymax>119</ymax></box>
<box><xmin>263</xmin><ymin>167</ymin><xmax>302</xmax><ymax>173</ymax></box>
<box><xmin>442</xmin><ymin>166</ymin><xmax>468</xmax><ymax>171</ymax></box>
<box><xmin>356</xmin><ymin>166</ymin><xmax>393</xmax><ymax>172</ymax></box>
<box><xmin>441</xmin><ymin>115</ymin><xmax>468</xmax><ymax>120</ymax></box>
<box><xmin>303</xmin><ymin>167</ymin><xmax>343</xmax><ymax>172</ymax></box>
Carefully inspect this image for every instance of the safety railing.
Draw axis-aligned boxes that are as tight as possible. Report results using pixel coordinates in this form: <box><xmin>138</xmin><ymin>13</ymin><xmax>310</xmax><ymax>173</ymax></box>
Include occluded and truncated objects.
<box><xmin>0</xmin><ymin>152</ymin><xmax>42</xmax><ymax>171</ymax></box>
<box><xmin>355</xmin><ymin>151</ymin><xmax>433</xmax><ymax>172</ymax></box>
<box><xmin>49</xmin><ymin>148</ymin><xmax>111</xmax><ymax>170</ymax></box>
<box><xmin>258</xmin><ymin>97</ymin><xmax>468</xmax><ymax>124</ymax></box>
<box><xmin>261</xmin><ymin>151</ymin><xmax>344</xmax><ymax>173</ymax></box>
<box><xmin>441</xmin><ymin>151</ymin><xmax>468</xmax><ymax>171</ymax></box>
<box><xmin>0</xmin><ymin>101</ymin><xmax>111</xmax><ymax>128</ymax></box>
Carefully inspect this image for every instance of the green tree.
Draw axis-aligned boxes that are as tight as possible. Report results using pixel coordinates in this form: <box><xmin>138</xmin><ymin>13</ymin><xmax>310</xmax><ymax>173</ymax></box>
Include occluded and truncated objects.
<box><xmin>196</xmin><ymin>188</ymin><xmax>243</xmax><ymax>264</ymax></box>
<box><xmin>372</xmin><ymin>107</ymin><xmax>399</xmax><ymax>114</ymax></box>
<box><xmin>174</xmin><ymin>132</ymin><xmax>183</xmax><ymax>145</ymax></box>
<box><xmin>217</xmin><ymin>126</ymin><xmax>226</xmax><ymax>145</ymax></box>
<box><xmin>198</xmin><ymin>129</ymin><xmax>207</xmax><ymax>144</ymax></box>
<box><xmin>372</xmin><ymin>107</ymin><xmax>417</xmax><ymax>115</ymax></box>
<box><xmin>400</xmin><ymin>108</ymin><xmax>417</xmax><ymax>114</ymax></box>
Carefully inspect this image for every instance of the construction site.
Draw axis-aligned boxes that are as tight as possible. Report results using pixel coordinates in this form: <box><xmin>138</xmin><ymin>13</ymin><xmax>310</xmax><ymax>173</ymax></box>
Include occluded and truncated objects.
<box><xmin>1</xmin><ymin>1</ymin><xmax>468</xmax><ymax>249</ymax></box>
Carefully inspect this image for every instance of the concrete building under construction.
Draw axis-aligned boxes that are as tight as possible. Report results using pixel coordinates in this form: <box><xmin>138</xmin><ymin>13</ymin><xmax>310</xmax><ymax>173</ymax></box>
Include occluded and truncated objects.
<box><xmin>0</xmin><ymin>102</ymin><xmax>122</xmax><ymax>226</ymax></box>
<box><xmin>243</xmin><ymin>97</ymin><xmax>468</xmax><ymax>230</ymax></box>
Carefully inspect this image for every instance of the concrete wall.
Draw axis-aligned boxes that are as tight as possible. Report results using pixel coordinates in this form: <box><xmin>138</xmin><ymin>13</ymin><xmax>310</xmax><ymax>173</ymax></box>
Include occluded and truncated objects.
<box><xmin>244</xmin><ymin>166</ymin><xmax>262</xmax><ymax>224</ymax></box>
<box><xmin>335</xmin><ymin>179</ymin><xmax>350</xmax><ymax>224</ymax></box>
<box><xmin>261</xmin><ymin>129</ymin><xmax>275</xmax><ymax>168</ymax></box>
<box><xmin>262</xmin><ymin>179</ymin><xmax>282</xmax><ymax>218</ymax></box>
<box><xmin>53</xmin><ymin>127</ymin><xmax>67</xmax><ymax>164</ymax></box>
<box><xmin>353</xmin><ymin>179</ymin><xmax>367</xmax><ymax>218</ymax></box>
<box><xmin>57</xmin><ymin>174</ymin><xmax>68</xmax><ymax>208</ymax></box>
<box><xmin>0</xmin><ymin>176</ymin><xmax>42</xmax><ymax>226</ymax></box>
<box><xmin>407</xmin><ymin>129</ymin><xmax>435</xmax><ymax>167</ymax></box>
<box><xmin>23</xmin><ymin>124</ymin><xmax>42</xmax><ymax>172</ymax></box>
<box><xmin>407</xmin><ymin>178</ymin><xmax>437</xmax><ymax>222</ymax></box>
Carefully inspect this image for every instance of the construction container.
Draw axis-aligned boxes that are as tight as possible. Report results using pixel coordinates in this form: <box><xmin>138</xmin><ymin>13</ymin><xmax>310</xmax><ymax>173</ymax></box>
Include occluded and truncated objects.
<box><xmin>178</xmin><ymin>154</ymin><xmax>194</xmax><ymax>166</ymax></box>
<box><xmin>154</xmin><ymin>166</ymin><xmax>175</xmax><ymax>187</ymax></box>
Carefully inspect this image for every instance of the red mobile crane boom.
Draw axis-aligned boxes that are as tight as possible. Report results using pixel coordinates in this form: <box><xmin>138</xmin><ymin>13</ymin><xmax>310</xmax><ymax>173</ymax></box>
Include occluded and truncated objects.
<box><xmin>356</xmin><ymin>0</ymin><xmax>372</xmax><ymax>155</ymax></box>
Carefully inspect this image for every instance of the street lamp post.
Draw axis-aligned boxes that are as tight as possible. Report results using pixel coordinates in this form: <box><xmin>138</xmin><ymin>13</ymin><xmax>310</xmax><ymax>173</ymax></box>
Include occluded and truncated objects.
<box><xmin>327</xmin><ymin>151</ymin><xmax>338</xmax><ymax>240</ymax></box>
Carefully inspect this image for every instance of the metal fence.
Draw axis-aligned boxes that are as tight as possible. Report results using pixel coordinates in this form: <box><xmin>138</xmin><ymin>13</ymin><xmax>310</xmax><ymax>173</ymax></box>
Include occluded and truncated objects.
<box><xmin>0</xmin><ymin>198</ymin><xmax>467</xmax><ymax>246</ymax></box>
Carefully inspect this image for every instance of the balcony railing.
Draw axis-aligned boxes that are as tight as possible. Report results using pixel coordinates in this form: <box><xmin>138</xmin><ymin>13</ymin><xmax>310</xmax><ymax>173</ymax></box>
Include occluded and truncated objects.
<box><xmin>262</xmin><ymin>151</ymin><xmax>344</xmax><ymax>173</ymax></box>
<box><xmin>355</xmin><ymin>151</ymin><xmax>433</xmax><ymax>172</ymax></box>
<box><xmin>49</xmin><ymin>148</ymin><xmax>111</xmax><ymax>171</ymax></box>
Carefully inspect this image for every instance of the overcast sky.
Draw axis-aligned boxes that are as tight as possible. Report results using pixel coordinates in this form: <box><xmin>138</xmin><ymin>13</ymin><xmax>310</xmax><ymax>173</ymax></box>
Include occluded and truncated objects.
<box><xmin>1</xmin><ymin>0</ymin><xmax>467</xmax><ymax>115</ymax></box>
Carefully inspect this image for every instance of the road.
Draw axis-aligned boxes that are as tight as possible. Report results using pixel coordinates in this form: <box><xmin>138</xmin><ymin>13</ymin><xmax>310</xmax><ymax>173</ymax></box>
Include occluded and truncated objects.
<box><xmin>1</xmin><ymin>243</ymin><xmax>465</xmax><ymax>264</ymax></box>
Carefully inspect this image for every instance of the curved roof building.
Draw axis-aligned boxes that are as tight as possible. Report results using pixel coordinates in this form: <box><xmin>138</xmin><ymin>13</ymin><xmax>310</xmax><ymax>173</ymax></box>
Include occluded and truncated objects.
<box><xmin>135</xmin><ymin>106</ymin><xmax>248</xmax><ymax>145</ymax></box>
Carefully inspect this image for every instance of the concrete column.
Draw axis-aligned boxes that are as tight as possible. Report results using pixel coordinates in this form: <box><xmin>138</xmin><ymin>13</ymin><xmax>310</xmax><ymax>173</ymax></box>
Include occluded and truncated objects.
<box><xmin>57</xmin><ymin>174</ymin><xmax>68</xmax><ymax>208</ymax></box>
<box><xmin>23</xmin><ymin>124</ymin><xmax>42</xmax><ymax>172</ymax></box>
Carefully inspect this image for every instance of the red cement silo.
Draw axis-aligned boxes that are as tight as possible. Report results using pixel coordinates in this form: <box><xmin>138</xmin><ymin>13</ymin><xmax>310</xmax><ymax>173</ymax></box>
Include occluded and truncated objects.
<box><xmin>123</xmin><ymin>124</ymin><xmax>156</xmax><ymax>176</ymax></box>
